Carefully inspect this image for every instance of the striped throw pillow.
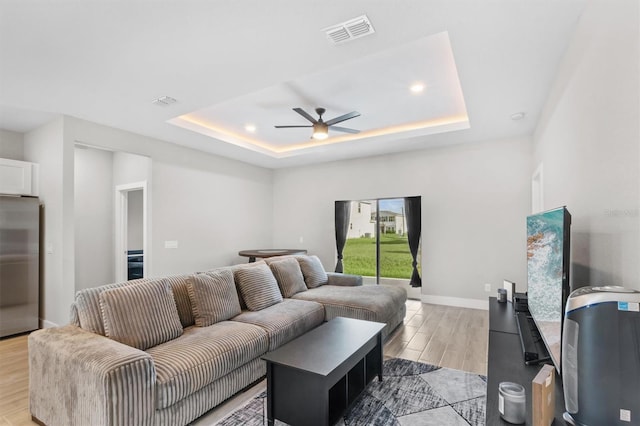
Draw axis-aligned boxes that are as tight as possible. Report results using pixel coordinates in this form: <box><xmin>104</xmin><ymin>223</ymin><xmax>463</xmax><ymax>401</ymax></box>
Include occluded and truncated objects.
<box><xmin>187</xmin><ymin>270</ymin><xmax>241</xmax><ymax>326</ymax></box>
<box><xmin>298</xmin><ymin>255</ymin><xmax>328</xmax><ymax>288</ymax></box>
<box><xmin>269</xmin><ymin>258</ymin><xmax>307</xmax><ymax>298</ymax></box>
<box><xmin>99</xmin><ymin>279</ymin><xmax>183</xmax><ymax>350</ymax></box>
<box><xmin>234</xmin><ymin>262</ymin><xmax>283</xmax><ymax>311</ymax></box>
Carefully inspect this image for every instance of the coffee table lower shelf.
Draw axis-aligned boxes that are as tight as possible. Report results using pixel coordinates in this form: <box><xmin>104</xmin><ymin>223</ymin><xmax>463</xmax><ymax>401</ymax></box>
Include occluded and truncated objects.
<box><xmin>262</xmin><ymin>317</ymin><xmax>385</xmax><ymax>426</ymax></box>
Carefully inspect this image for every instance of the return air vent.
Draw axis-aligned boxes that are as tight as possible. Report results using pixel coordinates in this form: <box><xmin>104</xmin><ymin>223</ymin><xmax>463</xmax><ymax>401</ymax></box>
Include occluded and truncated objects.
<box><xmin>151</xmin><ymin>96</ymin><xmax>177</xmax><ymax>106</ymax></box>
<box><xmin>323</xmin><ymin>15</ymin><xmax>375</xmax><ymax>45</ymax></box>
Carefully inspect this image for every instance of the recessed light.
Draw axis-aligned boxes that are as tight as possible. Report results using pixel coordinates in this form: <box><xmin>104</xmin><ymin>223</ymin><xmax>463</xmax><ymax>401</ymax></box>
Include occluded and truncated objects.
<box><xmin>511</xmin><ymin>112</ymin><xmax>526</xmax><ymax>121</ymax></box>
<box><xmin>410</xmin><ymin>83</ymin><xmax>425</xmax><ymax>94</ymax></box>
<box><xmin>245</xmin><ymin>124</ymin><xmax>256</xmax><ymax>133</ymax></box>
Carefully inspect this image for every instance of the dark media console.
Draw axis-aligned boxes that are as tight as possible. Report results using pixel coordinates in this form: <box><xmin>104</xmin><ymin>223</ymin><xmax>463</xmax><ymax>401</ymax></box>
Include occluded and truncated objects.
<box><xmin>487</xmin><ymin>297</ymin><xmax>565</xmax><ymax>425</ymax></box>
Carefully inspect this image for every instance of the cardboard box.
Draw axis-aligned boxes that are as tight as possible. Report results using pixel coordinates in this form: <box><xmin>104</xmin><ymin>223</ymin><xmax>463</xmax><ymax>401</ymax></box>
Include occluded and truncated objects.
<box><xmin>532</xmin><ymin>364</ymin><xmax>556</xmax><ymax>426</ymax></box>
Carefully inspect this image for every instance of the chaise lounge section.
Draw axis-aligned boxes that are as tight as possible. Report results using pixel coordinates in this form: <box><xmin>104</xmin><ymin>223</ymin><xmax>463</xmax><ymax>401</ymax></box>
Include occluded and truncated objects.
<box><xmin>29</xmin><ymin>255</ymin><xmax>407</xmax><ymax>426</ymax></box>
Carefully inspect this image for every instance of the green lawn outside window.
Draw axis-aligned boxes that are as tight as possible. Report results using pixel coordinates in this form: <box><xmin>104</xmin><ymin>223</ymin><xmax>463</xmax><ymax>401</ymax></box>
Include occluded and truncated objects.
<box><xmin>342</xmin><ymin>233</ymin><xmax>420</xmax><ymax>279</ymax></box>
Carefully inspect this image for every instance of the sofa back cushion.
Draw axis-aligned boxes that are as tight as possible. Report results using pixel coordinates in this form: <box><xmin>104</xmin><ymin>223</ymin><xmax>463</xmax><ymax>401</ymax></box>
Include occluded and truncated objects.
<box><xmin>234</xmin><ymin>262</ymin><xmax>283</xmax><ymax>311</ymax></box>
<box><xmin>298</xmin><ymin>255</ymin><xmax>328</xmax><ymax>288</ymax></box>
<box><xmin>269</xmin><ymin>257</ymin><xmax>307</xmax><ymax>298</ymax></box>
<box><xmin>187</xmin><ymin>270</ymin><xmax>241</xmax><ymax>326</ymax></box>
<box><xmin>163</xmin><ymin>274</ymin><xmax>196</xmax><ymax>328</ymax></box>
<box><xmin>228</xmin><ymin>262</ymin><xmax>266</xmax><ymax>309</ymax></box>
<box><xmin>74</xmin><ymin>274</ymin><xmax>195</xmax><ymax>335</ymax></box>
<box><xmin>75</xmin><ymin>278</ymin><xmax>151</xmax><ymax>335</ymax></box>
<box><xmin>99</xmin><ymin>278</ymin><xmax>183</xmax><ymax>350</ymax></box>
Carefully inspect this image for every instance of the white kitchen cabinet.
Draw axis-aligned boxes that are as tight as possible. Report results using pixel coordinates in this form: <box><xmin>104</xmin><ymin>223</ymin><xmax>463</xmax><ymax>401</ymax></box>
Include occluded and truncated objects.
<box><xmin>0</xmin><ymin>158</ymin><xmax>39</xmax><ymax>196</ymax></box>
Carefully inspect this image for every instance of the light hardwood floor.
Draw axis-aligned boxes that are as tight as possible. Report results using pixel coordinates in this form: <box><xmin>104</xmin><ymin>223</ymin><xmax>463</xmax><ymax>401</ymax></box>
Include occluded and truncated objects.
<box><xmin>0</xmin><ymin>300</ymin><xmax>487</xmax><ymax>426</ymax></box>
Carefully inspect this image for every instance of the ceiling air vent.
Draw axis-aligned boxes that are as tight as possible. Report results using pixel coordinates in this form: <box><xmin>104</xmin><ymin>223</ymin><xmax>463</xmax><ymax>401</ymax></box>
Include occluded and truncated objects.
<box><xmin>151</xmin><ymin>96</ymin><xmax>177</xmax><ymax>106</ymax></box>
<box><xmin>323</xmin><ymin>15</ymin><xmax>375</xmax><ymax>45</ymax></box>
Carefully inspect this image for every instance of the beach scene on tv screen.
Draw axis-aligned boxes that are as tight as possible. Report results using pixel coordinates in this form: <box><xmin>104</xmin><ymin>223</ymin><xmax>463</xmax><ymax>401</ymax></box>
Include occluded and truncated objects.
<box><xmin>527</xmin><ymin>208</ymin><xmax>564</xmax><ymax>366</ymax></box>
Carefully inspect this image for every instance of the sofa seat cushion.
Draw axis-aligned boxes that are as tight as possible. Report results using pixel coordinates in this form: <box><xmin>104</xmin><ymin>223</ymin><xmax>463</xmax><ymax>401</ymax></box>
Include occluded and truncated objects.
<box><xmin>231</xmin><ymin>299</ymin><xmax>324</xmax><ymax>350</ymax></box>
<box><xmin>291</xmin><ymin>285</ymin><xmax>407</xmax><ymax>324</ymax></box>
<box><xmin>147</xmin><ymin>321</ymin><xmax>268</xmax><ymax>409</ymax></box>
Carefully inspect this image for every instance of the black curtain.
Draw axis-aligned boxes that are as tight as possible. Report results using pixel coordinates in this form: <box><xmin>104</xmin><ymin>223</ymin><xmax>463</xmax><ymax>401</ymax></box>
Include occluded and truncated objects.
<box><xmin>404</xmin><ymin>196</ymin><xmax>422</xmax><ymax>287</ymax></box>
<box><xmin>334</xmin><ymin>201</ymin><xmax>351</xmax><ymax>273</ymax></box>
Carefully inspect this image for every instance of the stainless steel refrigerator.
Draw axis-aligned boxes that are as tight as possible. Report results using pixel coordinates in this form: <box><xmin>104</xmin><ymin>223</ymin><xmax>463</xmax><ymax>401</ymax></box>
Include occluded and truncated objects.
<box><xmin>0</xmin><ymin>195</ymin><xmax>40</xmax><ymax>337</ymax></box>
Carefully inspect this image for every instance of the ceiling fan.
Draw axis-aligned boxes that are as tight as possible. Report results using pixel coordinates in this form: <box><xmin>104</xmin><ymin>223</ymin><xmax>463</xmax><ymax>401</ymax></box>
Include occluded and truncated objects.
<box><xmin>275</xmin><ymin>107</ymin><xmax>360</xmax><ymax>140</ymax></box>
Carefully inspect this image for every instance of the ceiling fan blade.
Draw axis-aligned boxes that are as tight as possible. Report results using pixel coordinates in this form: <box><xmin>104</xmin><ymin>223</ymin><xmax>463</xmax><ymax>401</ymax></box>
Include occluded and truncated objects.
<box><xmin>325</xmin><ymin>111</ymin><xmax>360</xmax><ymax>126</ymax></box>
<box><xmin>330</xmin><ymin>126</ymin><xmax>360</xmax><ymax>134</ymax></box>
<box><xmin>293</xmin><ymin>108</ymin><xmax>318</xmax><ymax>124</ymax></box>
<box><xmin>275</xmin><ymin>125</ymin><xmax>313</xmax><ymax>128</ymax></box>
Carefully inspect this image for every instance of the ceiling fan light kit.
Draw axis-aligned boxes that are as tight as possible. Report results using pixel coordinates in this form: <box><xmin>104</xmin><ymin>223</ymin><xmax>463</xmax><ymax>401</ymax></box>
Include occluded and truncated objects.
<box><xmin>275</xmin><ymin>107</ymin><xmax>360</xmax><ymax>140</ymax></box>
<box><xmin>312</xmin><ymin>123</ymin><xmax>329</xmax><ymax>140</ymax></box>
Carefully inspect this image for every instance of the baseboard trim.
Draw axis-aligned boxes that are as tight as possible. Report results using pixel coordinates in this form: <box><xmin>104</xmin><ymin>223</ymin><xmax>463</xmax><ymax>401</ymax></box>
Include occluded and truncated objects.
<box><xmin>41</xmin><ymin>319</ymin><xmax>59</xmax><ymax>328</ymax></box>
<box><xmin>421</xmin><ymin>295</ymin><xmax>489</xmax><ymax>310</ymax></box>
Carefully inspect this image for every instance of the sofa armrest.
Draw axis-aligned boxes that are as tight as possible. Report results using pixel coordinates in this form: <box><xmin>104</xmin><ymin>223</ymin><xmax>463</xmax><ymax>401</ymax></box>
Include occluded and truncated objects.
<box><xmin>326</xmin><ymin>272</ymin><xmax>363</xmax><ymax>287</ymax></box>
<box><xmin>29</xmin><ymin>325</ymin><xmax>156</xmax><ymax>426</ymax></box>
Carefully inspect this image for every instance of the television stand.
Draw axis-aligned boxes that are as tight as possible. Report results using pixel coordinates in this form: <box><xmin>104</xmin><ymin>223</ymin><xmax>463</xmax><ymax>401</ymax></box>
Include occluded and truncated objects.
<box><xmin>487</xmin><ymin>297</ymin><xmax>565</xmax><ymax>425</ymax></box>
<box><xmin>514</xmin><ymin>311</ymin><xmax>551</xmax><ymax>365</ymax></box>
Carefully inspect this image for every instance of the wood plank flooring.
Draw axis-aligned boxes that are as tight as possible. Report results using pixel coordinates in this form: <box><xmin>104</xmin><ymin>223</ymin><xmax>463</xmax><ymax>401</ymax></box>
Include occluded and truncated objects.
<box><xmin>385</xmin><ymin>300</ymin><xmax>488</xmax><ymax>375</ymax></box>
<box><xmin>0</xmin><ymin>300</ymin><xmax>487</xmax><ymax>425</ymax></box>
<box><xmin>0</xmin><ymin>334</ymin><xmax>32</xmax><ymax>426</ymax></box>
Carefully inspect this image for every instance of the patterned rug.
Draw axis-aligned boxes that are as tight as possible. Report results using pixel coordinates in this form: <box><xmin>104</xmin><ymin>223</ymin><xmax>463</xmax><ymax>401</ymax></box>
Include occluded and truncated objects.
<box><xmin>215</xmin><ymin>358</ymin><xmax>486</xmax><ymax>426</ymax></box>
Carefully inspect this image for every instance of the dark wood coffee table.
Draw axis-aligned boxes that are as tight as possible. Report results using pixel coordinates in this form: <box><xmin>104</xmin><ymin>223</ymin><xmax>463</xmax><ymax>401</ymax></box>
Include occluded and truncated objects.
<box><xmin>262</xmin><ymin>317</ymin><xmax>385</xmax><ymax>426</ymax></box>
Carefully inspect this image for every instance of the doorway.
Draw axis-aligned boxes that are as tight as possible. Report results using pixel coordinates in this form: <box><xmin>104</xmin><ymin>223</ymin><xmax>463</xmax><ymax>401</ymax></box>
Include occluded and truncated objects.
<box><xmin>531</xmin><ymin>163</ymin><xmax>544</xmax><ymax>214</ymax></box>
<box><xmin>115</xmin><ymin>182</ymin><xmax>148</xmax><ymax>281</ymax></box>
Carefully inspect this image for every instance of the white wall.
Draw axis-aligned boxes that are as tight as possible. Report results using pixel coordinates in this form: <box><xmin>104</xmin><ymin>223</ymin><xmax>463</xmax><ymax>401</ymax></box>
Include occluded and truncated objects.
<box><xmin>150</xmin><ymin>152</ymin><xmax>273</xmax><ymax>274</ymax></box>
<box><xmin>74</xmin><ymin>146</ymin><xmax>114</xmax><ymax>290</ymax></box>
<box><xmin>113</xmin><ymin>151</ymin><xmax>151</xmax><ymax>186</ymax></box>
<box><xmin>23</xmin><ymin>117</ymin><xmax>75</xmax><ymax>327</ymax></box>
<box><xmin>532</xmin><ymin>0</ymin><xmax>640</xmax><ymax>289</ymax></box>
<box><xmin>65</xmin><ymin>116</ymin><xmax>274</xmax><ymax>276</ymax></box>
<box><xmin>0</xmin><ymin>129</ymin><xmax>24</xmax><ymax>160</ymax></box>
<box><xmin>273</xmin><ymin>136</ymin><xmax>531</xmax><ymax>304</ymax></box>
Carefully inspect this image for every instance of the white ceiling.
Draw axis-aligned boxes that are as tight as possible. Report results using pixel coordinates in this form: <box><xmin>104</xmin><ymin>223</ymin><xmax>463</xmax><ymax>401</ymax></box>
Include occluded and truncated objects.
<box><xmin>0</xmin><ymin>0</ymin><xmax>586</xmax><ymax>169</ymax></box>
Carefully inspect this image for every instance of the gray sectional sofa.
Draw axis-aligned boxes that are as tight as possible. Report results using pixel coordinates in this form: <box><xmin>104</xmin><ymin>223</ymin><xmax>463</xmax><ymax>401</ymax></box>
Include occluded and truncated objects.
<box><xmin>28</xmin><ymin>255</ymin><xmax>407</xmax><ymax>426</ymax></box>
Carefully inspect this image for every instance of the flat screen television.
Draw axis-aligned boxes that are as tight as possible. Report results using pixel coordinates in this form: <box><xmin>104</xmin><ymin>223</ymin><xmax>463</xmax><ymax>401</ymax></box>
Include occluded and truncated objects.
<box><xmin>526</xmin><ymin>206</ymin><xmax>571</xmax><ymax>373</ymax></box>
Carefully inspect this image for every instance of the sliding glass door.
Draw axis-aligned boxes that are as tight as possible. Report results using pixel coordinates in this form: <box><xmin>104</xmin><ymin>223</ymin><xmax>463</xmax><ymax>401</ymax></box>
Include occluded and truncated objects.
<box><xmin>341</xmin><ymin>197</ymin><xmax>420</xmax><ymax>284</ymax></box>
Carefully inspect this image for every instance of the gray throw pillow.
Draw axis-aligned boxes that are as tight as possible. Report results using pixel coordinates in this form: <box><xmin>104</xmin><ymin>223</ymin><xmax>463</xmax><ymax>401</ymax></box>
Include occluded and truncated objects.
<box><xmin>187</xmin><ymin>270</ymin><xmax>241</xmax><ymax>326</ymax></box>
<box><xmin>269</xmin><ymin>257</ymin><xmax>308</xmax><ymax>298</ymax></box>
<box><xmin>99</xmin><ymin>279</ymin><xmax>183</xmax><ymax>350</ymax></box>
<box><xmin>234</xmin><ymin>262</ymin><xmax>283</xmax><ymax>311</ymax></box>
<box><xmin>298</xmin><ymin>255</ymin><xmax>328</xmax><ymax>288</ymax></box>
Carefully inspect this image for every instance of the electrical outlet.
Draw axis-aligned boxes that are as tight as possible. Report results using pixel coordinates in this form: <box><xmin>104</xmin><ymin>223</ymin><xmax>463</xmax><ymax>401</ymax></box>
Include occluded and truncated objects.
<box><xmin>299</xmin><ymin>236</ymin><xmax>304</xmax><ymax>244</ymax></box>
<box><xmin>484</xmin><ymin>283</ymin><xmax>492</xmax><ymax>292</ymax></box>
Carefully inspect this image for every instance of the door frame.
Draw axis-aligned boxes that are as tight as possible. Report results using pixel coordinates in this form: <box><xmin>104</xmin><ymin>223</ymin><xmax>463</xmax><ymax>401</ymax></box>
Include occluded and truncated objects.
<box><xmin>115</xmin><ymin>181</ymin><xmax>149</xmax><ymax>281</ymax></box>
<box><xmin>531</xmin><ymin>163</ymin><xmax>544</xmax><ymax>214</ymax></box>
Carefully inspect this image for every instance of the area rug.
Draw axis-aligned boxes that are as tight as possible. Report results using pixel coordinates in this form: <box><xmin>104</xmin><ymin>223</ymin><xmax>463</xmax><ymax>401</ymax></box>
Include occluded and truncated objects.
<box><xmin>215</xmin><ymin>358</ymin><xmax>486</xmax><ymax>426</ymax></box>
